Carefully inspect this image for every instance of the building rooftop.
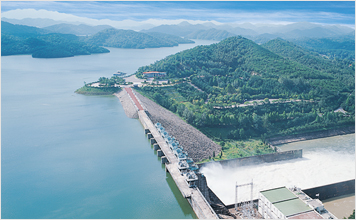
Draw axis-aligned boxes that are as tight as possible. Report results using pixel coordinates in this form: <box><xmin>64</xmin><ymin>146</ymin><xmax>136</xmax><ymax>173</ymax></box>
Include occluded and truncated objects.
<box><xmin>143</xmin><ymin>71</ymin><xmax>166</xmax><ymax>74</ymax></box>
<box><xmin>288</xmin><ymin>210</ymin><xmax>323</xmax><ymax>219</ymax></box>
<box><xmin>274</xmin><ymin>198</ymin><xmax>313</xmax><ymax>217</ymax></box>
<box><xmin>261</xmin><ymin>187</ymin><xmax>297</xmax><ymax>203</ymax></box>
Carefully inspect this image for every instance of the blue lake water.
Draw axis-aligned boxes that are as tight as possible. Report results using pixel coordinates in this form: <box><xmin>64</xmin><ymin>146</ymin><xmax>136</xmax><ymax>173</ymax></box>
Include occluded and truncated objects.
<box><xmin>1</xmin><ymin>40</ymin><xmax>217</xmax><ymax>219</ymax></box>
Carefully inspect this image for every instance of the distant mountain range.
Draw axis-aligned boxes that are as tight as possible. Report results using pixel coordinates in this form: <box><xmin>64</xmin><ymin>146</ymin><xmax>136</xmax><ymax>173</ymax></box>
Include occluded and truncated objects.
<box><xmin>1</xmin><ymin>21</ymin><xmax>109</xmax><ymax>58</ymax></box>
<box><xmin>1</xmin><ymin>21</ymin><xmax>195</xmax><ymax>58</ymax></box>
<box><xmin>3</xmin><ymin>17</ymin><xmax>354</xmax><ymax>40</ymax></box>
<box><xmin>142</xmin><ymin>21</ymin><xmax>354</xmax><ymax>42</ymax></box>
<box><xmin>2</xmin><ymin>18</ymin><xmax>354</xmax><ymax>60</ymax></box>
<box><xmin>43</xmin><ymin>23</ymin><xmax>114</xmax><ymax>36</ymax></box>
<box><xmin>84</xmin><ymin>28</ymin><xmax>194</xmax><ymax>49</ymax></box>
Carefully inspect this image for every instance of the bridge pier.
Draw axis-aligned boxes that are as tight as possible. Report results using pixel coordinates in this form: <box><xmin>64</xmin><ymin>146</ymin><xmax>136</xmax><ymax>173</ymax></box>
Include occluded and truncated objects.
<box><xmin>161</xmin><ymin>156</ymin><xmax>168</xmax><ymax>164</ymax></box>
<box><xmin>136</xmin><ymin>111</ymin><xmax>218</xmax><ymax>219</ymax></box>
<box><xmin>153</xmin><ymin>144</ymin><xmax>160</xmax><ymax>151</ymax></box>
<box><xmin>157</xmin><ymin>149</ymin><xmax>164</xmax><ymax>157</ymax></box>
<box><xmin>150</xmin><ymin>138</ymin><xmax>157</xmax><ymax>145</ymax></box>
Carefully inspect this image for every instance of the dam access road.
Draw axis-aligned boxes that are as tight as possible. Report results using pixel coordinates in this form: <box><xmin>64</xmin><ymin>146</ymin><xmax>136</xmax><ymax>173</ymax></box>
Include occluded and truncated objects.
<box><xmin>123</xmin><ymin>87</ymin><xmax>218</xmax><ymax>219</ymax></box>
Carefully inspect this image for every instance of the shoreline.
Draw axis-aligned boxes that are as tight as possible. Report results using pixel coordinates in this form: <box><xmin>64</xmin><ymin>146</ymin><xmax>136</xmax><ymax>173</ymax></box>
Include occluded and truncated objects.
<box><xmin>267</xmin><ymin>125</ymin><xmax>355</xmax><ymax>146</ymax></box>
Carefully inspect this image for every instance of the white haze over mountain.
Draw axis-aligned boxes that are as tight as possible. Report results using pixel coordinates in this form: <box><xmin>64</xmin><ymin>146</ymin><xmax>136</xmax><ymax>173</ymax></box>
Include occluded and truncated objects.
<box><xmin>1</xmin><ymin>9</ymin><xmax>223</xmax><ymax>30</ymax></box>
<box><xmin>2</xmin><ymin>8</ymin><xmax>354</xmax><ymax>31</ymax></box>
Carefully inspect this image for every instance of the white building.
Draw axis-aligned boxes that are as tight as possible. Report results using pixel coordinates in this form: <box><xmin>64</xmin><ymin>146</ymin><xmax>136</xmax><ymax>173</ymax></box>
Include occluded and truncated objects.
<box><xmin>142</xmin><ymin>71</ymin><xmax>167</xmax><ymax>78</ymax></box>
<box><xmin>258</xmin><ymin>186</ymin><xmax>323</xmax><ymax>219</ymax></box>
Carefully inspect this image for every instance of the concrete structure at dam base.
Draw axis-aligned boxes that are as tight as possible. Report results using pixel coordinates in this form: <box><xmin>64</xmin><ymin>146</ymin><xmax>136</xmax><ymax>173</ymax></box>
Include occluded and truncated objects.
<box><xmin>199</xmin><ymin>149</ymin><xmax>303</xmax><ymax>169</ymax></box>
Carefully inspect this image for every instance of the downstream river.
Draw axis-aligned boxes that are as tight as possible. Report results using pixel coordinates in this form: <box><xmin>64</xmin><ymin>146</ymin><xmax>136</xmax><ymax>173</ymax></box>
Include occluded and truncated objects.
<box><xmin>1</xmin><ymin>40</ymin><xmax>217</xmax><ymax>219</ymax></box>
<box><xmin>201</xmin><ymin>134</ymin><xmax>355</xmax><ymax>205</ymax></box>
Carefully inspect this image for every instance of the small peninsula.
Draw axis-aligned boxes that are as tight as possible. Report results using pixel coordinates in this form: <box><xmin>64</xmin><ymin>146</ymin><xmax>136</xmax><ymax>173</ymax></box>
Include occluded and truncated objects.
<box><xmin>75</xmin><ymin>76</ymin><xmax>125</xmax><ymax>95</ymax></box>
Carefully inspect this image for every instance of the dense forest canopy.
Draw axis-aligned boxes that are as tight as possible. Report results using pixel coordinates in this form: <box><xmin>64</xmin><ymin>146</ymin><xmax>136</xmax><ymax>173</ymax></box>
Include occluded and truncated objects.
<box><xmin>136</xmin><ymin>36</ymin><xmax>355</xmax><ymax>142</ymax></box>
<box><xmin>290</xmin><ymin>35</ymin><xmax>355</xmax><ymax>61</ymax></box>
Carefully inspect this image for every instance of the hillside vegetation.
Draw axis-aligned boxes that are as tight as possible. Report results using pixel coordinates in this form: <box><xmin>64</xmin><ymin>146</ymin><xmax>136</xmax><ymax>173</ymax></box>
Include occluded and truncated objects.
<box><xmin>2</xmin><ymin>21</ymin><xmax>194</xmax><ymax>57</ymax></box>
<box><xmin>1</xmin><ymin>21</ymin><xmax>109</xmax><ymax>58</ymax></box>
<box><xmin>85</xmin><ymin>28</ymin><xmax>194</xmax><ymax>49</ymax></box>
<box><xmin>290</xmin><ymin>36</ymin><xmax>355</xmax><ymax>61</ymax></box>
<box><xmin>135</xmin><ymin>36</ymin><xmax>355</xmax><ymax>148</ymax></box>
<box><xmin>43</xmin><ymin>23</ymin><xmax>113</xmax><ymax>36</ymax></box>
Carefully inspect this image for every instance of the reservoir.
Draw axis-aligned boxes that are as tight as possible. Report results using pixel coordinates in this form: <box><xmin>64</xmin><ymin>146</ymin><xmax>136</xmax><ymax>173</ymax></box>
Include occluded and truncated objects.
<box><xmin>1</xmin><ymin>40</ymin><xmax>216</xmax><ymax>219</ymax></box>
<box><xmin>201</xmin><ymin>134</ymin><xmax>355</xmax><ymax>207</ymax></box>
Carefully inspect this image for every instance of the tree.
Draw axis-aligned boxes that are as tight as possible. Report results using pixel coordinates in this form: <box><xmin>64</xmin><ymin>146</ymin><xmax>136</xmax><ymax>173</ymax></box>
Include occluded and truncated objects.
<box><xmin>239</xmin><ymin>129</ymin><xmax>245</xmax><ymax>139</ymax></box>
<box><xmin>226</xmin><ymin>83</ymin><xmax>236</xmax><ymax>94</ymax></box>
<box><xmin>183</xmin><ymin>108</ymin><xmax>194</xmax><ymax>123</ymax></box>
<box><xmin>177</xmin><ymin>104</ymin><xmax>186</xmax><ymax>116</ymax></box>
<box><xmin>264</xmin><ymin>98</ymin><xmax>270</xmax><ymax>104</ymax></box>
<box><xmin>346</xmin><ymin>210</ymin><xmax>355</xmax><ymax>219</ymax></box>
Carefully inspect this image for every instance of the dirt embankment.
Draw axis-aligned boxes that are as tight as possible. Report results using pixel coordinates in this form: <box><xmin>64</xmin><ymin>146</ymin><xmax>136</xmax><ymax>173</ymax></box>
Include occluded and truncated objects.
<box><xmin>267</xmin><ymin>126</ymin><xmax>355</xmax><ymax>146</ymax></box>
<box><xmin>114</xmin><ymin>90</ymin><xmax>138</xmax><ymax>119</ymax></box>
<box><xmin>135</xmin><ymin>91</ymin><xmax>221</xmax><ymax>162</ymax></box>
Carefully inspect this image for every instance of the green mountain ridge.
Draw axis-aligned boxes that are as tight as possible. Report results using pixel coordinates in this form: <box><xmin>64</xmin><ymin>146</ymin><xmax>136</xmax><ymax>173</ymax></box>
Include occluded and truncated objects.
<box><xmin>2</xmin><ymin>21</ymin><xmax>194</xmax><ymax>57</ymax></box>
<box><xmin>43</xmin><ymin>23</ymin><xmax>114</xmax><ymax>36</ymax></box>
<box><xmin>1</xmin><ymin>20</ymin><xmax>50</xmax><ymax>37</ymax></box>
<box><xmin>290</xmin><ymin>36</ymin><xmax>355</xmax><ymax>61</ymax></box>
<box><xmin>135</xmin><ymin>36</ymin><xmax>354</xmax><ymax>145</ymax></box>
<box><xmin>85</xmin><ymin>28</ymin><xmax>194</xmax><ymax>49</ymax></box>
<box><xmin>137</xmin><ymin>36</ymin><xmax>332</xmax><ymax>81</ymax></box>
<box><xmin>145</xmin><ymin>32</ymin><xmax>194</xmax><ymax>44</ymax></box>
<box><xmin>185</xmin><ymin>28</ymin><xmax>236</xmax><ymax>41</ymax></box>
<box><xmin>262</xmin><ymin>38</ymin><xmax>354</xmax><ymax>76</ymax></box>
<box><xmin>1</xmin><ymin>21</ymin><xmax>109</xmax><ymax>58</ymax></box>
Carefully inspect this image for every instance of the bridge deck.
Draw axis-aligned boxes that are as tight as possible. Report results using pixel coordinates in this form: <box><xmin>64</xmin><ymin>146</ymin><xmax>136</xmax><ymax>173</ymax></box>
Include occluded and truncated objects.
<box><xmin>138</xmin><ymin>110</ymin><xmax>218</xmax><ymax>219</ymax></box>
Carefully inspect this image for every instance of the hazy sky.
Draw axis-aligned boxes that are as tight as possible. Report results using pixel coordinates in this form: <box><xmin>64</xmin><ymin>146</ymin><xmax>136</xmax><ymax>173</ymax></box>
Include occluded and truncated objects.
<box><xmin>1</xmin><ymin>1</ymin><xmax>355</xmax><ymax>27</ymax></box>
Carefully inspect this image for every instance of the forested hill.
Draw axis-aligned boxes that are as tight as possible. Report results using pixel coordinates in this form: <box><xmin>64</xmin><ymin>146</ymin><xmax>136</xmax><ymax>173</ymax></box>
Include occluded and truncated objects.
<box><xmin>1</xmin><ymin>21</ymin><xmax>109</xmax><ymax>58</ymax></box>
<box><xmin>290</xmin><ymin>36</ymin><xmax>355</xmax><ymax>61</ymax></box>
<box><xmin>137</xmin><ymin>36</ymin><xmax>332</xmax><ymax>80</ymax></box>
<box><xmin>262</xmin><ymin>38</ymin><xmax>354</xmax><ymax>76</ymax></box>
<box><xmin>85</xmin><ymin>28</ymin><xmax>194</xmax><ymax>49</ymax></box>
<box><xmin>135</xmin><ymin>36</ymin><xmax>354</xmax><ymax>147</ymax></box>
<box><xmin>136</xmin><ymin>35</ymin><xmax>354</xmax><ymax>107</ymax></box>
<box><xmin>43</xmin><ymin>23</ymin><xmax>113</xmax><ymax>36</ymax></box>
<box><xmin>185</xmin><ymin>28</ymin><xmax>236</xmax><ymax>41</ymax></box>
<box><xmin>1</xmin><ymin>20</ymin><xmax>50</xmax><ymax>37</ymax></box>
<box><xmin>145</xmin><ymin>32</ymin><xmax>194</xmax><ymax>44</ymax></box>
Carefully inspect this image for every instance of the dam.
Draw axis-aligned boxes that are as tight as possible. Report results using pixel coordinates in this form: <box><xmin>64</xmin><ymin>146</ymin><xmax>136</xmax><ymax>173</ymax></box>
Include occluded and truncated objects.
<box><xmin>123</xmin><ymin>87</ymin><xmax>218</xmax><ymax>219</ymax></box>
<box><xmin>120</xmin><ymin>87</ymin><xmax>354</xmax><ymax>218</ymax></box>
<box><xmin>200</xmin><ymin>134</ymin><xmax>355</xmax><ymax>207</ymax></box>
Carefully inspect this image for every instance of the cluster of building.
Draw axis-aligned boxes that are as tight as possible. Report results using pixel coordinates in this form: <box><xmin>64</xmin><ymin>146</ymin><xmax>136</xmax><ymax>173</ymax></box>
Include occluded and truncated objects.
<box><xmin>143</xmin><ymin>71</ymin><xmax>167</xmax><ymax>78</ymax></box>
<box><xmin>155</xmin><ymin>122</ymin><xmax>199</xmax><ymax>188</ymax></box>
<box><xmin>258</xmin><ymin>186</ymin><xmax>336</xmax><ymax>219</ymax></box>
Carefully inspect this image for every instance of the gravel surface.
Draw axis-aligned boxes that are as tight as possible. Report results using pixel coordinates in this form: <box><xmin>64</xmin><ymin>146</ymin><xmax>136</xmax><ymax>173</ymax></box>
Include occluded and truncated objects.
<box><xmin>135</xmin><ymin>91</ymin><xmax>221</xmax><ymax>162</ymax></box>
<box><xmin>115</xmin><ymin>90</ymin><xmax>138</xmax><ymax>119</ymax></box>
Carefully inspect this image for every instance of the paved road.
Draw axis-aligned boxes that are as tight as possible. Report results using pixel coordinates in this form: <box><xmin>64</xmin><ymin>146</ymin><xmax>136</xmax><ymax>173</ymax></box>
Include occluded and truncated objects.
<box><xmin>124</xmin><ymin>87</ymin><xmax>144</xmax><ymax>111</ymax></box>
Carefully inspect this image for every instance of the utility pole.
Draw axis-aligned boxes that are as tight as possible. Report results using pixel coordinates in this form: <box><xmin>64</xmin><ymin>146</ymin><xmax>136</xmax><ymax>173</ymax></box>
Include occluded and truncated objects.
<box><xmin>235</xmin><ymin>180</ymin><xmax>254</xmax><ymax>219</ymax></box>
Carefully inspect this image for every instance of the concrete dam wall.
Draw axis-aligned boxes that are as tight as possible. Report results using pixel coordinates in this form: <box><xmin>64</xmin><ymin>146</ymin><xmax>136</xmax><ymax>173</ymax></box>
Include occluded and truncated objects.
<box><xmin>199</xmin><ymin>149</ymin><xmax>303</xmax><ymax>168</ymax></box>
<box><xmin>303</xmin><ymin>179</ymin><xmax>355</xmax><ymax>200</ymax></box>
